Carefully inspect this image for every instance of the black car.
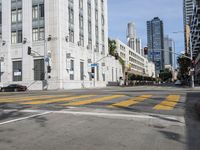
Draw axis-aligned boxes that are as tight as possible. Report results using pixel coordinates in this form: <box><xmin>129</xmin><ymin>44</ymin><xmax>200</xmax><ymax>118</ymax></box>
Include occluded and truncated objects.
<box><xmin>1</xmin><ymin>84</ymin><xmax>27</xmax><ymax>92</ymax></box>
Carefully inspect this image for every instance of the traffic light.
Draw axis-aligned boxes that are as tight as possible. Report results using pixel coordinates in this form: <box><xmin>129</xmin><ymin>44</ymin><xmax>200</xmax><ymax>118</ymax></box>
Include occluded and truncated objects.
<box><xmin>91</xmin><ymin>67</ymin><xmax>95</xmax><ymax>73</ymax></box>
<box><xmin>144</xmin><ymin>47</ymin><xmax>148</xmax><ymax>55</ymax></box>
<box><xmin>115</xmin><ymin>53</ymin><xmax>119</xmax><ymax>60</ymax></box>
<box><xmin>27</xmin><ymin>46</ymin><xmax>31</xmax><ymax>55</ymax></box>
<box><xmin>47</xmin><ymin>66</ymin><xmax>51</xmax><ymax>73</ymax></box>
<box><xmin>91</xmin><ymin>67</ymin><xmax>95</xmax><ymax>78</ymax></box>
<box><xmin>191</xmin><ymin>57</ymin><xmax>196</xmax><ymax>68</ymax></box>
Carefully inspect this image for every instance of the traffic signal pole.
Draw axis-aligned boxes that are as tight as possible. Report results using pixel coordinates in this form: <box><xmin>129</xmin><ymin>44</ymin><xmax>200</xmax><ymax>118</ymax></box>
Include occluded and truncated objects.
<box><xmin>189</xmin><ymin>35</ymin><xmax>195</xmax><ymax>88</ymax></box>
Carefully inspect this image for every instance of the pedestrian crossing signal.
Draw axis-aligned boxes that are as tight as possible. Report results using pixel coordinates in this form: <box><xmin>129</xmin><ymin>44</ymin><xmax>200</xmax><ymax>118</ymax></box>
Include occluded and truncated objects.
<box><xmin>47</xmin><ymin>66</ymin><xmax>51</xmax><ymax>73</ymax></box>
<box><xmin>27</xmin><ymin>46</ymin><xmax>31</xmax><ymax>55</ymax></box>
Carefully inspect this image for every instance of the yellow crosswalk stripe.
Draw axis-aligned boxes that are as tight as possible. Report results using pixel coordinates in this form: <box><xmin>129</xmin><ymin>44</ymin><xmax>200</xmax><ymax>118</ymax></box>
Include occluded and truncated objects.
<box><xmin>153</xmin><ymin>95</ymin><xmax>181</xmax><ymax>110</ymax></box>
<box><xmin>21</xmin><ymin>95</ymin><xmax>95</xmax><ymax>105</ymax></box>
<box><xmin>0</xmin><ymin>95</ymin><xmax>67</xmax><ymax>103</ymax></box>
<box><xmin>62</xmin><ymin>95</ymin><xmax>125</xmax><ymax>106</ymax></box>
<box><xmin>109</xmin><ymin>95</ymin><xmax>152</xmax><ymax>108</ymax></box>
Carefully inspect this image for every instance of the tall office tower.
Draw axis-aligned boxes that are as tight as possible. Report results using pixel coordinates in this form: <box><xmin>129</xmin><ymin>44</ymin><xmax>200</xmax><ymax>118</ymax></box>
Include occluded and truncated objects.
<box><xmin>127</xmin><ymin>22</ymin><xmax>136</xmax><ymax>51</ymax></box>
<box><xmin>164</xmin><ymin>36</ymin><xmax>174</xmax><ymax>69</ymax></box>
<box><xmin>136</xmin><ymin>38</ymin><xmax>142</xmax><ymax>55</ymax></box>
<box><xmin>147</xmin><ymin>17</ymin><xmax>164</xmax><ymax>75</ymax></box>
<box><xmin>183</xmin><ymin>0</ymin><xmax>194</xmax><ymax>54</ymax></box>
<box><xmin>190</xmin><ymin>0</ymin><xmax>200</xmax><ymax>84</ymax></box>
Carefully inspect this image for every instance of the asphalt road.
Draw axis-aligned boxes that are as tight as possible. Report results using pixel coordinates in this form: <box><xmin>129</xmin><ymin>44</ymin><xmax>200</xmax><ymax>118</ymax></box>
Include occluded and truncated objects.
<box><xmin>0</xmin><ymin>86</ymin><xmax>199</xmax><ymax>150</ymax></box>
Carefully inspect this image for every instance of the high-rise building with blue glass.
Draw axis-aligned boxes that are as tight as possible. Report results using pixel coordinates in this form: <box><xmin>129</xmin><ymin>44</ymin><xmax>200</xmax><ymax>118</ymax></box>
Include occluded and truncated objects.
<box><xmin>147</xmin><ymin>17</ymin><xmax>164</xmax><ymax>75</ymax></box>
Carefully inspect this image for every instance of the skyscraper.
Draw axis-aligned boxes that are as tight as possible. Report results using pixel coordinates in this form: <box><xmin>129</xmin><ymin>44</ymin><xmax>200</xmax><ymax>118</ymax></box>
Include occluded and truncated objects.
<box><xmin>190</xmin><ymin>0</ymin><xmax>200</xmax><ymax>84</ymax></box>
<box><xmin>164</xmin><ymin>36</ymin><xmax>174</xmax><ymax>69</ymax></box>
<box><xmin>147</xmin><ymin>17</ymin><xmax>164</xmax><ymax>75</ymax></box>
<box><xmin>183</xmin><ymin>0</ymin><xmax>194</xmax><ymax>53</ymax></box>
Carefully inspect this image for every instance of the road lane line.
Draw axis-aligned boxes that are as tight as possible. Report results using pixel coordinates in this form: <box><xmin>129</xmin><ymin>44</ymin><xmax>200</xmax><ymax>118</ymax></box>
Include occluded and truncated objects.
<box><xmin>21</xmin><ymin>95</ymin><xmax>95</xmax><ymax>105</ymax></box>
<box><xmin>0</xmin><ymin>109</ymin><xmax>185</xmax><ymax>125</ymax></box>
<box><xmin>0</xmin><ymin>95</ymin><xmax>69</xmax><ymax>103</ymax></box>
<box><xmin>109</xmin><ymin>95</ymin><xmax>152</xmax><ymax>108</ymax></box>
<box><xmin>0</xmin><ymin>111</ymin><xmax>52</xmax><ymax>126</ymax></box>
<box><xmin>153</xmin><ymin>95</ymin><xmax>181</xmax><ymax>110</ymax></box>
<box><xmin>62</xmin><ymin>95</ymin><xmax>125</xmax><ymax>106</ymax></box>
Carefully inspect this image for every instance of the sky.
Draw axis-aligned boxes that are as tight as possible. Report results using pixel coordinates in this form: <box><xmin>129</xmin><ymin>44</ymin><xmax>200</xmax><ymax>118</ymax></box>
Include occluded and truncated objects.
<box><xmin>108</xmin><ymin>0</ymin><xmax>184</xmax><ymax>54</ymax></box>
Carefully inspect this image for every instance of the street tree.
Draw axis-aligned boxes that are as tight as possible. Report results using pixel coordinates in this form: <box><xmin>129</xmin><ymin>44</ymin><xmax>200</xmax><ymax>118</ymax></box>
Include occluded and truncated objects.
<box><xmin>177</xmin><ymin>54</ymin><xmax>191</xmax><ymax>82</ymax></box>
<box><xmin>108</xmin><ymin>38</ymin><xmax>117</xmax><ymax>56</ymax></box>
<box><xmin>159</xmin><ymin>69</ymin><xmax>173</xmax><ymax>82</ymax></box>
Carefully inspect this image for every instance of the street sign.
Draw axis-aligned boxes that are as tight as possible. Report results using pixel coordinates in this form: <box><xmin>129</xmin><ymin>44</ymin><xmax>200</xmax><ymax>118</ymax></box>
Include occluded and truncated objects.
<box><xmin>91</xmin><ymin>64</ymin><xmax>98</xmax><ymax>67</ymax></box>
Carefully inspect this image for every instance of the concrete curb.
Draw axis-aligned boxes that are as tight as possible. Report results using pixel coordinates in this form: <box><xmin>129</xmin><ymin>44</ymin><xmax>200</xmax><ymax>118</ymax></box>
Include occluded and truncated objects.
<box><xmin>195</xmin><ymin>102</ymin><xmax>200</xmax><ymax>116</ymax></box>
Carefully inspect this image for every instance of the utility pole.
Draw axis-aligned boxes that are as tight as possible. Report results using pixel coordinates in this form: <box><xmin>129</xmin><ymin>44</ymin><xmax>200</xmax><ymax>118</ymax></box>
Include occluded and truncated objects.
<box><xmin>189</xmin><ymin>33</ymin><xmax>195</xmax><ymax>88</ymax></box>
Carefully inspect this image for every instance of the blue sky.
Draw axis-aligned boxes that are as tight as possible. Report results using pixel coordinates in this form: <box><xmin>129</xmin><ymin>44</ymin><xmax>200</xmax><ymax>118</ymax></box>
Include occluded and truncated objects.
<box><xmin>108</xmin><ymin>0</ymin><xmax>184</xmax><ymax>54</ymax></box>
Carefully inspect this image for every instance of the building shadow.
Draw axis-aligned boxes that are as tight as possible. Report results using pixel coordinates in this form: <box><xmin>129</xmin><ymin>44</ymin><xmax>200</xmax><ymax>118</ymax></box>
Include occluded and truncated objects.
<box><xmin>185</xmin><ymin>92</ymin><xmax>200</xmax><ymax>150</ymax></box>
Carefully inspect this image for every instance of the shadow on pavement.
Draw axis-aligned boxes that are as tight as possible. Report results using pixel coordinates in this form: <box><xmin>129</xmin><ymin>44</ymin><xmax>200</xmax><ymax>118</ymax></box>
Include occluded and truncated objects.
<box><xmin>185</xmin><ymin>92</ymin><xmax>200</xmax><ymax>150</ymax></box>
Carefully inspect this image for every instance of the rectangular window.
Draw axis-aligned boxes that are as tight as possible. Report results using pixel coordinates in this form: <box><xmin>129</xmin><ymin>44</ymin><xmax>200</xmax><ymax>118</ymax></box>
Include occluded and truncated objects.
<box><xmin>80</xmin><ymin>62</ymin><xmax>84</xmax><ymax>80</ymax></box>
<box><xmin>102</xmin><ymin>74</ymin><xmax>105</xmax><ymax>81</ymax></box>
<box><xmin>95</xmin><ymin>10</ymin><xmax>98</xmax><ymax>22</ymax></box>
<box><xmin>11</xmin><ymin>9</ymin><xmax>17</xmax><ymax>23</ymax></box>
<box><xmin>101</xmin><ymin>0</ymin><xmax>104</xmax><ymax>12</ymax></box>
<box><xmin>102</xmin><ymin>30</ymin><xmax>105</xmax><ymax>42</ymax></box>
<box><xmin>17</xmin><ymin>8</ymin><xmax>22</xmax><ymax>22</ymax></box>
<box><xmin>87</xmin><ymin>1</ymin><xmax>91</xmax><ymax>17</ymax></box>
<box><xmin>68</xmin><ymin>7</ymin><xmax>74</xmax><ymax>24</ymax></box>
<box><xmin>70</xmin><ymin>60</ymin><xmax>74</xmax><ymax>80</ymax></box>
<box><xmin>101</xmin><ymin>15</ymin><xmax>105</xmax><ymax>26</ymax></box>
<box><xmin>95</xmin><ymin>26</ymin><xmax>99</xmax><ymax>41</ymax></box>
<box><xmin>11</xmin><ymin>31</ymin><xmax>17</xmax><ymax>44</ymax></box>
<box><xmin>88</xmin><ymin>21</ymin><xmax>92</xmax><ymax>34</ymax></box>
<box><xmin>79</xmin><ymin>34</ymin><xmax>84</xmax><ymax>47</ymax></box>
<box><xmin>32</xmin><ymin>28</ymin><xmax>39</xmax><ymax>41</ymax></box>
<box><xmin>39</xmin><ymin>27</ymin><xmax>44</xmax><ymax>40</ymax></box>
<box><xmin>34</xmin><ymin>59</ymin><xmax>44</xmax><ymax>81</ymax></box>
<box><xmin>39</xmin><ymin>4</ymin><xmax>44</xmax><ymax>18</ymax></box>
<box><xmin>79</xmin><ymin>15</ymin><xmax>84</xmax><ymax>30</ymax></box>
<box><xmin>17</xmin><ymin>30</ymin><xmax>22</xmax><ymax>43</ymax></box>
<box><xmin>79</xmin><ymin>0</ymin><xmax>83</xmax><ymax>9</ymax></box>
<box><xmin>32</xmin><ymin>5</ymin><xmax>38</xmax><ymax>19</ymax></box>
<box><xmin>69</xmin><ymin>28</ymin><xmax>74</xmax><ymax>43</ymax></box>
<box><xmin>13</xmin><ymin>61</ymin><xmax>22</xmax><ymax>81</ymax></box>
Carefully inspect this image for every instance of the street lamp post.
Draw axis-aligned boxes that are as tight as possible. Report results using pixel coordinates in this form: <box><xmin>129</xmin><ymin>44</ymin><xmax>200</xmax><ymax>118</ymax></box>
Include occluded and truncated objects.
<box><xmin>189</xmin><ymin>33</ymin><xmax>195</xmax><ymax>88</ymax></box>
<box><xmin>0</xmin><ymin>40</ymin><xmax>6</xmax><ymax>82</ymax></box>
<box><xmin>43</xmin><ymin>35</ymin><xmax>52</xmax><ymax>90</ymax></box>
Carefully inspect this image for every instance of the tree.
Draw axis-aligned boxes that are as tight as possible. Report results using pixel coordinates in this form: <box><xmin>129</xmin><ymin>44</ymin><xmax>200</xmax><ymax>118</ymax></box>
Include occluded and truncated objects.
<box><xmin>108</xmin><ymin>38</ymin><xmax>125</xmax><ymax>71</ymax></box>
<box><xmin>177</xmin><ymin>54</ymin><xmax>191</xmax><ymax>82</ymax></box>
<box><xmin>108</xmin><ymin>38</ymin><xmax>117</xmax><ymax>56</ymax></box>
<box><xmin>159</xmin><ymin>69</ymin><xmax>173</xmax><ymax>82</ymax></box>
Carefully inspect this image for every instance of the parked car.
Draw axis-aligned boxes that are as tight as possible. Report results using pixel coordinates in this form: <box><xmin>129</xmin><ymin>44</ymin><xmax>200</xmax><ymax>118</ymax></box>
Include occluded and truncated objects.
<box><xmin>1</xmin><ymin>84</ymin><xmax>27</xmax><ymax>92</ymax></box>
<box><xmin>175</xmin><ymin>80</ymin><xmax>182</xmax><ymax>86</ymax></box>
<box><xmin>0</xmin><ymin>84</ymin><xmax>2</xmax><ymax>91</ymax></box>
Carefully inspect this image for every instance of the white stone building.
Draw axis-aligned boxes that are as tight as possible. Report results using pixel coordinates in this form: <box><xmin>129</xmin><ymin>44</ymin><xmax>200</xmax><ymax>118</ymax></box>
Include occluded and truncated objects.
<box><xmin>0</xmin><ymin>0</ymin><xmax>123</xmax><ymax>90</ymax></box>
<box><xmin>115</xmin><ymin>39</ymin><xmax>155</xmax><ymax>78</ymax></box>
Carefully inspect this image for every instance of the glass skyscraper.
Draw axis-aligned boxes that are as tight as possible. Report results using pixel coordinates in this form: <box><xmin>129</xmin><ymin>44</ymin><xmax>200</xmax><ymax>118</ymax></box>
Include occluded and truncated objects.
<box><xmin>147</xmin><ymin>17</ymin><xmax>164</xmax><ymax>75</ymax></box>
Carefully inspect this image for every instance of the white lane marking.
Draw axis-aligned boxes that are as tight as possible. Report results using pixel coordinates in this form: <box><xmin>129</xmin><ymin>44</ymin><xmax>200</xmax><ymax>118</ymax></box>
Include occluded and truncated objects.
<box><xmin>0</xmin><ymin>111</ymin><xmax>52</xmax><ymax>126</ymax></box>
<box><xmin>53</xmin><ymin>110</ymin><xmax>185</xmax><ymax>124</ymax></box>
<box><xmin>0</xmin><ymin>109</ymin><xmax>185</xmax><ymax>124</ymax></box>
